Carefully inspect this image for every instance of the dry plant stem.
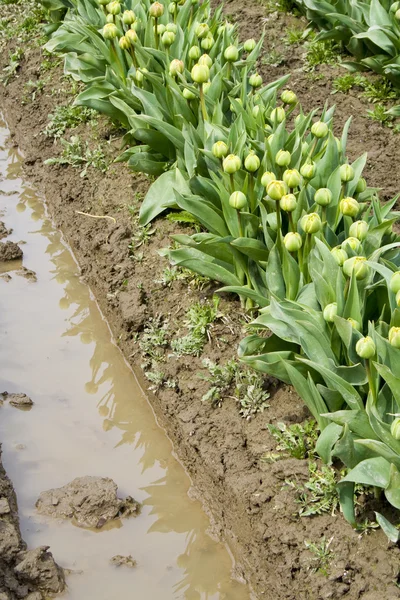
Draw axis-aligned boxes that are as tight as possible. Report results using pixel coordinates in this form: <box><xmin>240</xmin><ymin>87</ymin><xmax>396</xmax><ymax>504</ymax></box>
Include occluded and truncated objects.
<box><xmin>75</xmin><ymin>210</ymin><xmax>116</xmax><ymax>224</ymax></box>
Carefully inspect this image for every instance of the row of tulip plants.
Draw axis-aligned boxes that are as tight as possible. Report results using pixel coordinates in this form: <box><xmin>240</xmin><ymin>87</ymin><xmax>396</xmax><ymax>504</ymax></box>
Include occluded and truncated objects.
<box><xmin>40</xmin><ymin>0</ymin><xmax>400</xmax><ymax>538</ymax></box>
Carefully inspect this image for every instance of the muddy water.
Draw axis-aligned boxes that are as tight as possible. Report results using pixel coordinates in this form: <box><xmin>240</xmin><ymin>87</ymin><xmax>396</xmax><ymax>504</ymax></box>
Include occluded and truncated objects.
<box><xmin>0</xmin><ymin>115</ymin><xmax>250</xmax><ymax>600</ymax></box>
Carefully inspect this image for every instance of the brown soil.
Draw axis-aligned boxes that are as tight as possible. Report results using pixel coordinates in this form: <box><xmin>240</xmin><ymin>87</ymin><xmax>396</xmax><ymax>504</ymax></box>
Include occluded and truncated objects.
<box><xmin>0</xmin><ymin>241</ymin><xmax>22</xmax><ymax>262</ymax></box>
<box><xmin>1</xmin><ymin>2</ymin><xmax>400</xmax><ymax>598</ymax></box>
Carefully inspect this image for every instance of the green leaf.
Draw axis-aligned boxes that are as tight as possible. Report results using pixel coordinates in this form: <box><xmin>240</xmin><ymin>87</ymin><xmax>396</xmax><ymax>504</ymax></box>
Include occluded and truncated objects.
<box><xmin>139</xmin><ymin>169</ymin><xmax>190</xmax><ymax>225</ymax></box>
<box><xmin>315</xmin><ymin>422</ymin><xmax>343</xmax><ymax>465</ymax></box>
<box><xmin>375</xmin><ymin>512</ymin><xmax>400</xmax><ymax>543</ymax></box>
<box><xmin>340</xmin><ymin>457</ymin><xmax>391</xmax><ymax>488</ymax></box>
<box><xmin>385</xmin><ymin>463</ymin><xmax>400</xmax><ymax>509</ymax></box>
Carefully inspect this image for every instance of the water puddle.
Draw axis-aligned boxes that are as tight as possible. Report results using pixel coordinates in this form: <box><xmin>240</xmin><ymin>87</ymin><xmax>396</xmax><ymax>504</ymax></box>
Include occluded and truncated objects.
<box><xmin>0</xmin><ymin>114</ymin><xmax>250</xmax><ymax>600</ymax></box>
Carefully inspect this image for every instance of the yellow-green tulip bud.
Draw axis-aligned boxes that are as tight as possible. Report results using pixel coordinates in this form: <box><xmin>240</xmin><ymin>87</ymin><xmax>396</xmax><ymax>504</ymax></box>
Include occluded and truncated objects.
<box><xmin>301</xmin><ymin>212</ymin><xmax>322</xmax><ymax>234</ymax></box>
<box><xmin>300</xmin><ymin>161</ymin><xmax>316</xmax><ymax>180</ymax></box>
<box><xmin>162</xmin><ymin>31</ymin><xmax>175</xmax><ymax>46</ymax></box>
<box><xmin>323</xmin><ymin>302</ymin><xmax>337</xmax><ymax>323</ymax></box>
<box><xmin>102</xmin><ymin>22</ymin><xmax>118</xmax><ymax>39</ymax></box>
<box><xmin>390</xmin><ymin>271</ymin><xmax>400</xmax><ymax>294</ymax></box>
<box><xmin>191</xmin><ymin>63</ymin><xmax>209</xmax><ymax>84</ymax></box>
<box><xmin>196</xmin><ymin>23</ymin><xmax>209</xmax><ymax>39</ymax></box>
<box><xmin>281</xmin><ymin>90</ymin><xmax>297</xmax><ymax>105</ymax></box>
<box><xmin>267</xmin><ymin>180</ymin><xmax>287</xmax><ymax>201</ymax></box>
<box><xmin>280</xmin><ymin>194</ymin><xmax>297</xmax><ymax>212</ymax></box>
<box><xmin>244</xmin><ymin>151</ymin><xmax>260</xmax><ymax>173</ymax></box>
<box><xmin>107</xmin><ymin>1</ymin><xmax>121</xmax><ymax>15</ymax></box>
<box><xmin>229</xmin><ymin>191</ymin><xmax>247</xmax><ymax>210</ymax></box>
<box><xmin>106</xmin><ymin>13</ymin><xmax>114</xmax><ymax>22</ymax></box>
<box><xmin>166</xmin><ymin>22</ymin><xmax>177</xmax><ymax>32</ymax></box>
<box><xmin>396</xmin><ymin>289</ymin><xmax>400</xmax><ymax>307</ymax></box>
<box><xmin>149</xmin><ymin>1</ymin><xmax>164</xmax><ymax>17</ymax></box>
<box><xmin>356</xmin><ymin>336</ymin><xmax>376</xmax><ymax>359</ymax></box>
<box><xmin>395</xmin><ymin>8</ymin><xmax>400</xmax><ymax>19</ymax></box>
<box><xmin>342</xmin><ymin>237</ymin><xmax>361</xmax><ymax>252</ymax></box>
<box><xmin>349</xmin><ymin>220</ymin><xmax>369</xmax><ymax>241</ymax></box>
<box><xmin>201</xmin><ymin>36</ymin><xmax>214</xmax><ymax>50</ymax></box>
<box><xmin>189</xmin><ymin>46</ymin><xmax>201</xmax><ymax>60</ymax></box>
<box><xmin>125</xmin><ymin>28</ymin><xmax>138</xmax><ymax>44</ymax></box>
<box><xmin>224</xmin><ymin>45</ymin><xmax>239</xmax><ymax>62</ymax></box>
<box><xmin>389</xmin><ymin>326</ymin><xmax>400</xmax><ymax>349</ymax></box>
<box><xmin>122</xmin><ymin>9</ymin><xmax>136</xmax><ymax>24</ymax></box>
<box><xmin>356</xmin><ymin>177</ymin><xmax>367</xmax><ymax>194</ymax></box>
<box><xmin>261</xmin><ymin>171</ymin><xmax>276</xmax><ymax>188</ymax></box>
<box><xmin>335</xmin><ymin>137</ymin><xmax>342</xmax><ymax>153</ymax></box>
<box><xmin>168</xmin><ymin>2</ymin><xmax>177</xmax><ymax>14</ymax></box>
<box><xmin>198</xmin><ymin>53</ymin><xmax>212</xmax><ymax>68</ymax></box>
<box><xmin>270</xmin><ymin>107</ymin><xmax>285</xmax><ymax>123</ymax></box>
<box><xmin>347</xmin><ymin>318</ymin><xmax>361</xmax><ymax>330</ymax></box>
<box><xmin>119</xmin><ymin>35</ymin><xmax>130</xmax><ymax>50</ymax></box>
<box><xmin>284</xmin><ymin>232</ymin><xmax>302</xmax><ymax>252</ymax></box>
<box><xmin>340</xmin><ymin>163</ymin><xmax>355</xmax><ymax>183</ymax></box>
<box><xmin>156</xmin><ymin>23</ymin><xmax>166</xmax><ymax>34</ymax></box>
<box><xmin>212</xmin><ymin>141</ymin><xmax>228</xmax><ymax>159</ymax></box>
<box><xmin>311</xmin><ymin>120</ymin><xmax>329</xmax><ymax>139</ymax></box>
<box><xmin>314</xmin><ymin>188</ymin><xmax>332</xmax><ymax>207</ymax></box>
<box><xmin>252</xmin><ymin>105</ymin><xmax>260</xmax><ymax>118</ymax></box>
<box><xmin>390</xmin><ymin>1</ymin><xmax>400</xmax><ymax>12</ymax></box>
<box><xmin>243</xmin><ymin>38</ymin><xmax>256</xmax><ymax>52</ymax></box>
<box><xmin>169</xmin><ymin>59</ymin><xmax>184</xmax><ymax>76</ymax></box>
<box><xmin>135</xmin><ymin>67</ymin><xmax>148</xmax><ymax>83</ymax></box>
<box><xmin>203</xmin><ymin>82</ymin><xmax>211</xmax><ymax>94</ymax></box>
<box><xmin>343</xmin><ymin>256</ymin><xmax>369</xmax><ymax>280</ymax></box>
<box><xmin>275</xmin><ymin>149</ymin><xmax>291</xmax><ymax>167</ymax></box>
<box><xmin>183</xmin><ymin>88</ymin><xmax>196</xmax><ymax>100</ymax></box>
<box><xmin>301</xmin><ymin>141</ymin><xmax>309</xmax><ymax>156</ymax></box>
<box><xmin>340</xmin><ymin>196</ymin><xmax>359</xmax><ymax>218</ymax></box>
<box><xmin>331</xmin><ymin>246</ymin><xmax>348</xmax><ymax>266</ymax></box>
<box><xmin>98</xmin><ymin>0</ymin><xmax>110</xmax><ymax>5</ymax></box>
<box><xmin>283</xmin><ymin>169</ymin><xmax>301</xmax><ymax>189</ymax></box>
<box><xmin>249</xmin><ymin>73</ymin><xmax>263</xmax><ymax>88</ymax></box>
<box><xmin>391</xmin><ymin>418</ymin><xmax>400</xmax><ymax>440</ymax></box>
<box><xmin>223</xmin><ymin>154</ymin><xmax>241</xmax><ymax>174</ymax></box>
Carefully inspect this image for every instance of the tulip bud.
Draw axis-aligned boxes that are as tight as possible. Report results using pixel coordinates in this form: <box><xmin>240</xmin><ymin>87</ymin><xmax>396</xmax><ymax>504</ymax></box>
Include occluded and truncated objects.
<box><xmin>106</xmin><ymin>13</ymin><xmax>114</xmax><ymax>22</ymax></box>
<box><xmin>284</xmin><ymin>232</ymin><xmax>302</xmax><ymax>252</ymax></box>
<box><xmin>168</xmin><ymin>2</ymin><xmax>177</xmax><ymax>14</ymax></box>
<box><xmin>349</xmin><ymin>220</ymin><xmax>369</xmax><ymax>241</ymax></box>
<box><xmin>311</xmin><ymin>121</ymin><xmax>329</xmax><ymax>139</ymax></box>
<box><xmin>281</xmin><ymin>90</ymin><xmax>297</xmax><ymax>105</ymax></box>
<box><xmin>107</xmin><ymin>1</ymin><xmax>121</xmax><ymax>15</ymax></box>
<box><xmin>169</xmin><ymin>59</ymin><xmax>184</xmax><ymax>77</ymax></box>
<box><xmin>149</xmin><ymin>1</ymin><xmax>164</xmax><ymax>17</ymax></box>
<box><xmin>249</xmin><ymin>73</ymin><xmax>263</xmax><ymax>88</ymax></box>
<box><xmin>198</xmin><ymin>53</ymin><xmax>212</xmax><ymax>68</ymax></box>
<box><xmin>229</xmin><ymin>191</ymin><xmax>247</xmax><ymax>210</ymax></box>
<box><xmin>223</xmin><ymin>154</ymin><xmax>241</xmax><ymax>174</ymax></box>
<box><xmin>343</xmin><ymin>256</ymin><xmax>369</xmax><ymax>280</ymax></box>
<box><xmin>390</xmin><ymin>271</ymin><xmax>400</xmax><ymax>294</ymax></box>
<box><xmin>331</xmin><ymin>246</ymin><xmax>348</xmax><ymax>266</ymax></box>
<box><xmin>389</xmin><ymin>326</ymin><xmax>400</xmax><ymax>349</ymax></box>
<box><xmin>162</xmin><ymin>31</ymin><xmax>175</xmax><ymax>46</ymax></box>
<box><xmin>301</xmin><ymin>212</ymin><xmax>322</xmax><ymax>234</ymax></box>
<box><xmin>347</xmin><ymin>318</ymin><xmax>361</xmax><ymax>330</ymax></box>
<box><xmin>335</xmin><ymin>137</ymin><xmax>342</xmax><ymax>153</ymax></box>
<box><xmin>244</xmin><ymin>151</ymin><xmax>260</xmax><ymax>173</ymax></box>
<box><xmin>283</xmin><ymin>169</ymin><xmax>301</xmax><ymax>189</ymax></box>
<box><xmin>301</xmin><ymin>141</ymin><xmax>309</xmax><ymax>156</ymax></box>
<box><xmin>261</xmin><ymin>171</ymin><xmax>276</xmax><ymax>188</ymax></box>
<box><xmin>196</xmin><ymin>23</ymin><xmax>209</xmax><ymax>38</ymax></box>
<box><xmin>280</xmin><ymin>194</ymin><xmax>297</xmax><ymax>212</ymax></box>
<box><xmin>314</xmin><ymin>188</ymin><xmax>332</xmax><ymax>207</ymax></box>
<box><xmin>212</xmin><ymin>141</ymin><xmax>228</xmax><ymax>159</ymax></box>
<box><xmin>156</xmin><ymin>23</ymin><xmax>166</xmax><ymax>34</ymax></box>
<box><xmin>122</xmin><ymin>9</ymin><xmax>136</xmax><ymax>24</ymax></box>
<box><xmin>135</xmin><ymin>67</ymin><xmax>148</xmax><ymax>83</ymax></box>
<box><xmin>390</xmin><ymin>1</ymin><xmax>400</xmax><ymax>12</ymax></box>
<box><xmin>391</xmin><ymin>418</ymin><xmax>400</xmax><ymax>440</ymax></box>
<box><xmin>102</xmin><ymin>22</ymin><xmax>118</xmax><ymax>39</ymax></box>
<box><xmin>270</xmin><ymin>107</ymin><xmax>285</xmax><ymax>123</ymax></box>
<box><xmin>356</xmin><ymin>177</ymin><xmax>367</xmax><ymax>194</ymax></box>
<box><xmin>188</xmin><ymin>46</ymin><xmax>200</xmax><ymax>62</ymax></box>
<box><xmin>395</xmin><ymin>8</ymin><xmax>400</xmax><ymax>19</ymax></box>
<box><xmin>300</xmin><ymin>161</ymin><xmax>316</xmax><ymax>180</ymax></box>
<box><xmin>252</xmin><ymin>105</ymin><xmax>261</xmax><ymax>118</ymax></box>
<box><xmin>125</xmin><ymin>28</ymin><xmax>138</xmax><ymax>44</ymax></box>
<box><xmin>275</xmin><ymin>149</ymin><xmax>291</xmax><ymax>167</ymax></box>
<box><xmin>166</xmin><ymin>22</ymin><xmax>177</xmax><ymax>32</ymax></box>
<box><xmin>243</xmin><ymin>38</ymin><xmax>256</xmax><ymax>52</ymax></box>
<box><xmin>183</xmin><ymin>88</ymin><xmax>196</xmax><ymax>100</ymax></box>
<box><xmin>119</xmin><ymin>35</ymin><xmax>130</xmax><ymax>50</ymax></box>
<box><xmin>267</xmin><ymin>180</ymin><xmax>287</xmax><ymax>201</ymax></box>
<box><xmin>396</xmin><ymin>290</ymin><xmax>400</xmax><ymax>307</ymax></box>
<box><xmin>203</xmin><ymin>82</ymin><xmax>211</xmax><ymax>94</ymax></box>
<box><xmin>191</xmin><ymin>64</ymin><xmax>209</xmax><ymax>84</ymax></box>
<box><xmin>342</xmin><ymin>237</ymin><xmax>361</xmax><ymax>252</ymax></box>
<box><xmin>201</xmin><ymin>35</ymin><xmax>214</xmax><ymax>50</ymax></box>
<box><xmin>224</xmin><ymin>45</ymin><xmax>239</xmax><ymax>62</ymax></box>
<box><xmin>340</xmin><ymin>163</ymin><xmax>355</xmax><ymax>183</ymax></box>
<box><xmin>340</xmin><ymin>197</ymin><xmax>359</xmax><ymax>218</ymax></box>
<box><xmin>98</xmin><ymin>0</ymin><xmax>110</xmax><ymax>5</ymax></box>
<box><xmin>356</xmin><ymin>336</ymin><xmax>376</xmax><ymax>359</ymax></box>
<box><xmin>323</xmin><ymin>302</ymin><xmax>337</xmax><ymax>323</ymax></box>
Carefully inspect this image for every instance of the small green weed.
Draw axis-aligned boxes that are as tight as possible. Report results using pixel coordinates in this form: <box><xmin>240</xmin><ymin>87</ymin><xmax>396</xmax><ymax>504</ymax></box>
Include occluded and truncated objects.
<box><xmin>304</xmin><ymin>537</ymin><xmax>334</xmax><ymax>576</ymax></box>
<box><xmin>361</xmin><ymin>77</ymin><xmax>399</xmax><ymax>104</ymax></box>
<box><xmin>21</xmin><ymin>79</ymin><xmax>45</xmax><ymax>104</ymax></box>
<box><xmin>0</xmin><ymin>47</ymin><xmax>24</xmax><ymax>85</ymax></box>
<box><xmin>366</xmin><ymin>103</ymin><xmax>394</xmax><ymax>127</ymax></box>
<box><xmin>129</xmin><ymin>221</ymin><xmax>156</xmax><ymax>253</ymax></box>
<box><xmin>266</xmin><ymin>420</ymin><xmax>318</xmax><ymax>460</ymax></box>
<box><xmin>171</xmin><ymin>297</ymin><xmax>221</xmax><ymax>356</ymax></box>
<box><xmin>258</xmin><ymin>0</ymin><xmax>296</xmax><ymax>13</ymax></box>
<box><xmin>139</xmin><ymin>316</ymin><xmax>170</xmax><ymax>362</ymax></box>
<box><xmin>304</xmin><ymin>39</ymin><xmax>341</xmax><ymax>71</ymax></box>
<box><xmin>201</xmin><ymin>358</ymin><xmax>238</xmax><ymax>405</ymax></box>
<box><xmin>156</xmin><ymin>266</ymin><xmax>210</xmax><ymax>290</ymax></box>
<box><xmin>285</xmin><ymin>26</ymin><xmax>306</xmax><ymax>45</ymax></box>
<box><xmin>287</xmin><ymin>461</ymin><xmax>341</xmax><ymax>517</ymax></box>
<box><xmin>235</xmin><ymin>369</ymin><xmax>270</xmax><ymax>419</ymax></box>
<box><xmin>44</xmin><ymin>104</ymin><xmax>98</xmax><ymax>139</ymax></box>
<box><xmin>44</xmin><ymin>136</ymin><xmax>108</xmax><ymax>177</ymax></box>
<box><xmin>145</xmin><ymin>368</ymin><xmax>176</xmax><ymax>391</ymax></box>
<box><xmin>332</xmin><ymin>73</ymin><xmax>362</xmax><ymax>94</ymax></box>
<box><xmin>261</xmin><ymin>49</ymin><xmax>285</xmax><ymax>67</ymax></box>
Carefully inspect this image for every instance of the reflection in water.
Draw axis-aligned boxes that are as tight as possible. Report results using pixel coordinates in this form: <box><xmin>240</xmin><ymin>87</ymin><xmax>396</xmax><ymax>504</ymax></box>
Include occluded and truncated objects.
<box><xmin>0</xmin><ymin>116</ymin><xmax>251</xmax><ymax>600</ymax></box>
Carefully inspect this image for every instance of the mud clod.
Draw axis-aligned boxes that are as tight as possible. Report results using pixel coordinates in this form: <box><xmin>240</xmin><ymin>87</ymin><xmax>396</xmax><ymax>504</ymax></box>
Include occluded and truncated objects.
<box><xmin>14</xmin><ymin>547</ymin><xmax>65</xmax><ymax>595</ymax></box>
<box><xmin>0</xmin><ymin>241</ymin><xmax>22</xmax><ymax>262</ymax></box>
<box><xmin>110</xmin><ymin>555</ymin><xmax>137</xmax><ymax>568</ymax></box>
<box><xmin>1</xmin><ymin>393</ymin><xmax>33</xmax><ymax>409</ymax></box>
<box><xmin>36</xmin><ymin>476</ymin><xmax>140</xmax><ymax>529</ymax></box>
<box><xmin>0</xmin><ymin>222</ymin><xmax>11</xmax><ymax>240</ymax></box>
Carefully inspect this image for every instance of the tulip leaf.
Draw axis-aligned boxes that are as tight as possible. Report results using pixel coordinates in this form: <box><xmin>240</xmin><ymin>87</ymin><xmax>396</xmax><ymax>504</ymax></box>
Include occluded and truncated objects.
<box><xmin>375</xmin><ymin>512</ymin><xmax>400</xmax><ymax>544</ymax></box>
<box><xmin>315</xmin><ymin>422</ymin><xmax>343</xmax><ymax>464</ymax></box>
<box><xmin>139</xmin><ymin>169</ymin><xmax>190</xmax><ymax>225</ymax></box>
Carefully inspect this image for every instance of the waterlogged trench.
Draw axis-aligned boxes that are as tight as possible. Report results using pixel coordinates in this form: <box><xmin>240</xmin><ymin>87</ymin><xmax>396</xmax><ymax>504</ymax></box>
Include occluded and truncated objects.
<box><xmin>0</xmin><ymin>114</ymin><xmax>250</xmax><ymax>600</ymax></box>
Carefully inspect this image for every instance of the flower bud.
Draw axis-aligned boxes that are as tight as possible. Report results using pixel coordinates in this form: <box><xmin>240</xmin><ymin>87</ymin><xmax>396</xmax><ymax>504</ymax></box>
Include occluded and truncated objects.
<box><xmin>389</xmin><ymin>326</ymin><xmax>400</xmax><ymax>349</ymax></box>
<box><xmin>162</xmin><ymin>31</ymin><xmax>175</xmax><ymax>46</ymax></box>
<box><xmin>169</xmin><ymin>59</ymin><xmax>184</xmax><ymax>76</ymax></box>
<box><xmin>356</xmin><ymin>177</ymin><xmax>367</xmax><ymax>194</ymax></box>
<box><xmin>267</xmin><ymin>180</ymin><xmax>287</xmax><ymax>201</ymax></box>
<box><xmin>196</xmin><ymin>23</ymin><xmax>209</xmax><ymax>38</ymax></box>
<box><xmin>230</xmin><ymin>98</ymin><xmax>243</xmax><ymax>113</ymax></box>
<box><xmin>119</xmin><ymin>35</ymin><xmax>130</xmax><ymax>50</ymax></box>
<box><xmin>301</xmin><ymin>141</ymin><xmax>309</xmax><ymax>156</ymax></box>
<box><xmin>102</xmin><ymin>22</ymin><xmax>118</xmax><ymax>39</ymax></box>
<box><xmin>249</xmin><ymin>73</ymin><xmax>263</xmax><ymax>88</ymax></box>
<box><xmin>396</xmin><ymin>290</ymin><xmax>400</xmax><ymax>307</ymax></box>
<box><xmin>341</xmin><ymin>237</ymin><xmax>361</xmax><ymax>252</ymax></box>
<box><xmin>166</xmin><ymin>22</ymin><xmax>177</xmax><ymax>32</ymax></box>
<box><xmin>198</xmin><ymin>53</ymin><xmax>212</xmax><ymax>68</ymax></box>
<box><xmin>261</xmin><ymin>171</ymin><xmax>276</xmax><ymax>188</ymax></box>
<box><xmin>331</xmin><ymin>246</ymin><xmax>348</xmax><ymax>266</ymax></box>
<box><xmin>323</xmin><ymin>302</ymin><xmax>337</xmax><ymax>323</ymax></box>
<box><xmin>275</xmin><ymin>149</ymin><xmax>291</xmax><ymax>167</ymax></box>
<box><xmin>300</xmin><ymin>161</ymin><xmax>316</xmax><ymax>180</ymax></box>
<box><xmin>314</xmin><ymin>188</ymin><xmax>332</xmax><ymax>207</ymax></box>
<box><xmin>283</xmin><ymin>169</ymin><xmax>301</xmax><ymax>189</ymax></box>
<box><xmin>244</xmin><ymin>151</ymin><xmax>260</xmax><ymax>173</ymax></box>
<box><xmin>347</xmin><ymin>318</ymin><xmax>361</xmax><ymax>330</ymax></box>
<box><xmin>125</xmin><ymin>28</ymin><xmax>138</xmax><ymax>44</ymax></box>
<box><xmin>391</xmin><ymin>418</ymin><xmax>400</xmax><ymax>440</ymax></box>
<box><xmin>390</xmin><ymin>1</ymin><xmax>400</xmax><ymax>12</ymax></box>
<box><xmin>343</xmin><ymin>256</ymin><xmax>369</xmax><ymax>280</ymax></box>
<box><xmin>106</xmin><ymin>1</ymin><xmax>121</xmax><ymax>15</ymax></box>
<box><xmin>243</xmin><ymin>38</ymin><xmax>256</xmax><ymax>52</ymax></box>
<box><xmin>98</xmin><ymin>0</ymin><xmax>110</xmax><ymax>5</ymax></box>
<box><xmin>149</xmin><ymin>1</ymin><xmax>164</xmax><ymax>17</ymax></box>
<box><xmin>223</xmin><ymin>154</ymin><xmax>241</xmax><ymax>174</ymax></box>
<box><xmin>135</xmin><ymin>67</ymin><xmax>148</xmax><ymax>83</ymax></box>
<box><xmin>212</xmin><ymin>141</ymin><xmax>228</xmax><ymax>159</ymax></box>
<box><xmin>270</xmin><ymin>107</ymin><xmax>285</xmax><ymax>123</ymax></box>
<box><xmin>395</xmin><ymin>8</ymin><xmax>400</xmax><ymax>19</ymax></box>
<box><xmin>355</xmin><ymin>336</ymin><xmax>376</xmax><ymax>359</ymax></box>
<box><xmin>191</xmin><ymin>63</ymin><xmax>209</xmax><ymax>84</ymax></box>
<box><xmin>106</xmin><ymin>13</ymin><xmax>114</xmax><ymax>22</ymax></box>
<box><xmin>122</xmin><ymin>9</ymin><xmax>136</xmax><ymax>24</ymax></box>
<box><xmin>168</xmin><ymin>2</ymin><xmax>177</xmax><ymax>14</ymax></box>
<box><xmin>156</xmin><ymin>23</ymin><xmax>166</xmax><ymax>34</ymax></box>
<box><xmin>340</xmin><ymin>163</ymin><xmax>355</xmax><ymax>183</ymax></box>
<box><xmin>224</xmin><ymin>45</ymin><xmax>239</xmax><ymax>62</ymax></box>
<box><xmin>203</xmin><ymin>82</ymin><xmax>211</xmax><ymax>94</ymax></box>
<box><xmin>389</xmin><ymin>271</ymin><xmax>400</xmax><ymax>294</ymax></box>
<box><xmin>339</xmin><ymin>197</ymin><xmax>359</xmax><ymax>218</ymax></box>
<box><xmin>281</xmin><ymin>90</ymin><xmax>297</xmax><ymax>105</ymax></box>
<box><xmin>229</xmin><ymin>191</ymin><xmax>247</xmax><ymax>210</ymax></box>
<box><xmin>311</xmin><ymin>120</ymin><xmax>329</xmax><ymax>139</ymax></box>
<box><xmin>189</xmin><ymin>46</ymin><xmax>201</xmax><ymax>60</ymax></box>
<box><xmin>183</xmin><ymin>88</ymin><xmax>196</xmax><ymax>100</ymax></box>
<box><xmin>201</xmin><ymin>35</ymin><xmax>214</xmax><ymax>50</ymax></box>
<box><xmin>252</xmin><ymin>105</ymin><xmax>260</xmax><ymax>118</ymax></box>
<box><xmin>284</xmin><ymin>232</ymin><xmax>302</xmax><ymax>252</ymax></box>
<box><xmin>280</xmin><ymin>194</ymin><xmax>297</xmax><ymax>212</ymax></box>
<box><xmin>301</xmin><ymin>212</ymin><xmax>322</xmax><ymax>234</ymax></box>
<box><xmin>349</xmin><ymin>220</ymin><xmax>369</xmax><ymax>241</ymax></box>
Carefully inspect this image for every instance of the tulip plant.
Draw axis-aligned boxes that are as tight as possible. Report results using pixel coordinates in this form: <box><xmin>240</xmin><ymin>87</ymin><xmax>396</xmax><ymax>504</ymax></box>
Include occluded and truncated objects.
<box><xmin>40</xmin><ymin>0</ymin><xmax>400</xmax><ymax>535</ymax></box>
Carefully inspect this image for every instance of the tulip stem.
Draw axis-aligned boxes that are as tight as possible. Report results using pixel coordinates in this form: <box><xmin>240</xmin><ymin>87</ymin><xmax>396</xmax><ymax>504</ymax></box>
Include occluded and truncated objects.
<box><xmin>237</xmin><ymin>210</ymin><xmax>243</xmax><ymax>237</ymax></box>
<box><xmin>288</xmin><ymin>212</ymin><xmax>294</xmax><ymax>233</ymax></box>
<box><xmin>230</xmin><ymin>174</ymin><xmax>235</xmax><ymax>194</ymax></box>
<box><xmin>249</xmin><ymin>175</ymin><xmax>255</xmax><ymax>213</ymax></box>
<box><xmin>154</xmin><ymin>17</ymin><xmax>159</xmax><ymax>49</ymax></box>
<box><xmin>227</xmin><ymin>62</ymin><xmax>232</xmax><ymax>81</ymax></box>
<box><xmin>275</xmin><ymin>200</ymin><xmax>281</xmax><ymax>233</ymax></box>
<box><xmin>110</xmin><ymin>41</ymin><xmax>126</xmax><ymax>84</ymax></box>
<box><xmin>130</xmin><ymin>47</ymin><xmax>138</xmax><ymax>68</ymax></box>
<box><xmin>199</xmin><ymin>84</ymin><xmax>208</xmax><ymax>121</ymax></box>
<box><xmin>308</xmin><ymin>138</ymin><xmax>318</xmax><ymax>160</ymax></box>
<box><xmin>365</xmin><ymin>359</ymin><xmax>377</xmax><ymax>405</ymax></box>
<box><xmin>344</xmin><ymin>278</ymin><xmax>350</xmax><ymax>300</ymax></box>
<box><xmin>188</xmin><ymin>6</ymin><xmax>194</xmax><ymax>28</ymax></box>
